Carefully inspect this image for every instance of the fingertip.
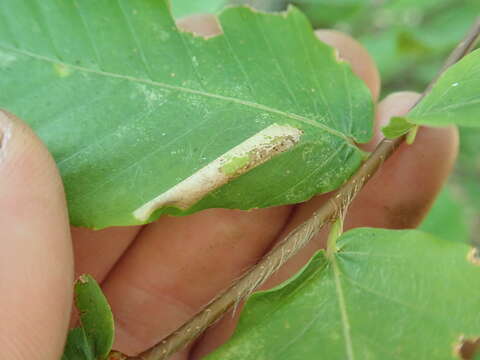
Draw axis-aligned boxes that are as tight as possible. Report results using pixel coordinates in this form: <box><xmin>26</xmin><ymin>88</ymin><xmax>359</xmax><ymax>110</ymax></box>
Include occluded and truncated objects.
<box><xmin>0</xmin><ymin>110</ymin><xmax>73</xmax><ymax>359</ymax></box>
<box><xmin>315</xmin><ymin>29</ymin><xmax>381</xmax><ymax>101</ymax></box>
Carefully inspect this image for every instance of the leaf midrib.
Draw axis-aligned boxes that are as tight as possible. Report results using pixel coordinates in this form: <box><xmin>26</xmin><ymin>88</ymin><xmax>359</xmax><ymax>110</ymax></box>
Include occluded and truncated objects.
<box><xmin>1</xmin><ymin>44</ymin><xmax>355</xmax><ymax>145</ymax></box>
<box><xmin>332</xmin><ymin>257</ymin><xmax>355</xmax><ymax>360</ymax></box>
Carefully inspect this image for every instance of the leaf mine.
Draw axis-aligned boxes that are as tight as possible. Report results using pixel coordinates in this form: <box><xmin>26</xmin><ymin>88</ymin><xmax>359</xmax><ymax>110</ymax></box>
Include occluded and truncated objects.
<box><xmin>133</xmin><ymin>124</ymin><xmax>303</xmax><ymax>221</ymax></box>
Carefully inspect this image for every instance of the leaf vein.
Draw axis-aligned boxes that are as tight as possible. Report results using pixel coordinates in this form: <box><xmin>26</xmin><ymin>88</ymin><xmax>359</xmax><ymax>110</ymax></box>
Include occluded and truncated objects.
<box><xmin>0</xmin><ymin>44</ymin><xmax>354</xmax><ymax>143</ymax></box>
<box><xmin>332</xmin><ymin>257</ymin><xmax>355</xmax><ymax>360</ymax></box>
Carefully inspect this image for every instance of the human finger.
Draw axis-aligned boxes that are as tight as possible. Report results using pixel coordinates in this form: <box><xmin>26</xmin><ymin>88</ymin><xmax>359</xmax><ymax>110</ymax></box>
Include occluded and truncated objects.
<box><xmin>0</xmin><ymin>110</ymin><xmax>73</xmax><ymax>359</ymax></box>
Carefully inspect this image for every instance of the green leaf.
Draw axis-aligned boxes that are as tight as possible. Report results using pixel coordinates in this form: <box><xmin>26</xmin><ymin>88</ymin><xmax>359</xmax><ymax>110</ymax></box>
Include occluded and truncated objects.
<box><xmin>420</xmin><ymin>185</ymin><xmax>472</xmax><ymax>244</ymax></box>
<box><xmin>171</xmin><ymin>0</ymin><xmax>226</xmax><ymax>19</ymax></box>
<box><xmin>355</xmin><ymin>0</ymin><xmax>480</xmax><ymax>94</ymax></box>
<box><xmin>61</xmin><ymin>275</ymin><xmax>114</xmax><ymax>360</ymax></box>
<box><xmin>0</xmin><ymin>1</ymin><xmax>373</xmax><ymax>228</ymax></box>
<box><xmin>290</xmin><ymin>0</ymin><xmax>369</xmax><ymax>27</ymax></box>
<box><xmin>381</xmin><ymin>116</ymin><xmax>415</xmax><ymax>139</ymax></box>
<box><xmin>406</xmin><ymin>49</ymin><xmax>480</xmax><ymax>127</ymax></box>
<box><xmin>74</xmin><ymin>275</ymin><xmax>115</xmax><ymax>360</ymax></box>
<box><xmin>208</xmin><ymin>228</ymin><xmax>480</xmax><ymax>360</ymax></box>
<box><xmin>62</xmin><ymin>328</ymin><xmax>94</xmax><ymax>360</ymax></box>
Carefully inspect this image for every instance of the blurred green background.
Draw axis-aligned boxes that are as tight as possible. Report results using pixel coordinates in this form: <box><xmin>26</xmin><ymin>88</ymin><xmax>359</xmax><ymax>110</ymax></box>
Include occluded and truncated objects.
<box><xmin>172</xmin><ymin>0</ymin><xmax>480</xmax><ymax>245</ymax></box>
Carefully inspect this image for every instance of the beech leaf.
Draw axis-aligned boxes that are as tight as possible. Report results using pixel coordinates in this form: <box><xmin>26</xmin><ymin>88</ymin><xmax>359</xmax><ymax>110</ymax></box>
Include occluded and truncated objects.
<box><xmin>405</xmin><ymin>49</ymin><xmax>480</xmax><ymax>127</ymax></box>
<box><xmin>0</xmin><ymin>0</ymin><xmax>373</xmax><ymax>228</ymax></box>
<box><xmin>208</xmin><ymin>228</ymin><xmax>480</xmax><ymax>360</ymax></box>
<box><xmin>290</xmin><ymin>0</ymin><xmax>369</xmax><ymax>27</ymax></box>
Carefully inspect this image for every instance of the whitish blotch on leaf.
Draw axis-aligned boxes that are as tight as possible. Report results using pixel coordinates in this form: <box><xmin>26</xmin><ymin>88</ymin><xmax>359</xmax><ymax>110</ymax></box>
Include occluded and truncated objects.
<box><xmin>133</xmin><ymin>124</ymin><xmax>302</xmax><ymax>221</ymax></box>
<box><xmin>468</xmin><ymin>247</ymin><xmax>480</xmax><ymax>266</ymax></box>
<box><xmin>455</xmin><ymin>336</ymin><xmax>480</xmax><ymax>359</ymax></box>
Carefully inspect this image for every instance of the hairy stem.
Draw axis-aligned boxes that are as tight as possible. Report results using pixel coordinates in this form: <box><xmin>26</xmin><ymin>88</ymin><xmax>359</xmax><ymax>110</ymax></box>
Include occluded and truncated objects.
<box><xmin>125</xmin><ymin>16</ymin><xmax>480</xmax><ymax>360</ymax></box>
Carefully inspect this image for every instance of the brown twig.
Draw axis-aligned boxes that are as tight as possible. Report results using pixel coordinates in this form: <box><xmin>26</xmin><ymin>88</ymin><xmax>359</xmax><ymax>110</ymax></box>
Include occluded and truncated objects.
<box><xmin>125</xmin><ymin>16</ymin><xmax>480</xmax><ymax>360</ymax></box>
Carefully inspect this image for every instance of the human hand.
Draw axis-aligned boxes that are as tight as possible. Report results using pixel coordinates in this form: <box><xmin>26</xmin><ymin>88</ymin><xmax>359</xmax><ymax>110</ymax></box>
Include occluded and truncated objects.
<box><xmin>0</xmin><ymin>15</ymin><xmax>457</xmax><ymax>360</ymax></box>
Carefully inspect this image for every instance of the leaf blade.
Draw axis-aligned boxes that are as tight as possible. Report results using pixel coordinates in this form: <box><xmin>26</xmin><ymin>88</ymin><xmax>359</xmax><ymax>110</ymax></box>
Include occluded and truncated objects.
<box><xmin>62</xmin><ymin>327</ymin><xmax>95</xmax><ymax>360</ymax></box>
<box><xmin>0</xmin><ymin>1</ymin><xmax>373</xmax><ymax>228</ymax></box>
<box><xmin>406</xmin><ymin>49</ymin><xmax>480</xmax><ymax>128</ymax></box>
<box><xmin>75</xmin><ymin>275</ymin><xmax>115</xmax><ymax>360</ymax></box>
<box><xmin>208</xmin><ymin>228</ymin><xmax>480</xmax><ymax>359</ymax></box>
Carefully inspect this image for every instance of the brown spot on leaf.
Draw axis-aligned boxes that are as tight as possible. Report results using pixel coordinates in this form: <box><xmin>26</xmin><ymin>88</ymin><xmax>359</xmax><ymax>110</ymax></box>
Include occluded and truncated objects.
<box><xmin>455</xmin><ymin>336</ymin><xmax>480</xmax><ymax>359</ymax></box>
<box><xmin>468</xmin><ymin>247</ymin><xmax>480</xmax><ymax>266</ymax></box>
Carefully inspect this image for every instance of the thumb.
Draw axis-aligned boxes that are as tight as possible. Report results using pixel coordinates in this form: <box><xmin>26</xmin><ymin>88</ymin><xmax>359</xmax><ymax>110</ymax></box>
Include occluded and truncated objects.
<box><xmin>0</xmin><ymin>110</ymin><xmax>73</xmax><ymax>359</ymax></box>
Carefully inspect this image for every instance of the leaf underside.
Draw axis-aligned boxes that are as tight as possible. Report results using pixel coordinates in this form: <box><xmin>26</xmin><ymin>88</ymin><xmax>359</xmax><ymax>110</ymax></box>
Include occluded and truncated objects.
<box><xmin>208</xmin><ymin>228</ymin><xmax>480</xmax><ymax>360</ymax></box>
<box><xmin>0</xmin><ymin>0</ymin><xmax>373</xmax><ymax>228</ymax></box>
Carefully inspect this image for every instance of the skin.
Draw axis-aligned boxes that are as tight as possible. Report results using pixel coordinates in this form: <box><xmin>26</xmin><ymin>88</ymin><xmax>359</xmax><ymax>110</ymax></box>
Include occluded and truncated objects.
<box><xmin>0</xmin><ymin>14</ymin><xmax>458</xmax><ymax>360</ymax></box>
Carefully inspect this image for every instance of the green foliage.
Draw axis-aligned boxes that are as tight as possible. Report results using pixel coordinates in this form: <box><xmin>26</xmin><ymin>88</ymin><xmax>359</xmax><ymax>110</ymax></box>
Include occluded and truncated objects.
<box><xmin>62</xmin><ymin>275</ymin><xmax>114</xmax><ymax>360</ymax></box>
<box><xmin>0</xmin><ymin>0</ymin><xmax>373</xmax><ymax>229</ymax></box>
<box><xmin>419</xmin><ymin>186</ymin><xmax>471</xmax><ymax>244</ymax></box>
<box><xmin>291</xmin><ymin>0</ymin><xmax>369</xmax><ymax>27</ymax></box>
<box><xmin>381</xmin><ymin>116</ymin><xmax>415</xmax><ymax>139</ymax></box>
<box><xmin>353</xmin><ymin>0</ymin><xmax>480</xmax><ymax>94</ymax></box>
<box><xmin>208</xmin><ymin>228</ymin><xmax>480</xmax><ymax>359</ymax></box>
<box><xmin>406</xmin><ymin>50</ymin><xmax>480</xmax><ymax>127</ymax></box>
<box><xmin>420</xmin><ymin>126</ymin><xmax>480</xmax><ymax>247</ymax></box>
<box><xmin>171</xmin><ymin>0</ymin><xmax>226</xmax><ymax>18</ymax></box>
<box><xmin>2</xmin><ymin>2</ymin><xmax>480</xmax><ymax>359</ymax></box>
<box><xmin>62</xmin><ymin>328</ymin><xmax>94</xmax><ymax>360</ymax></box>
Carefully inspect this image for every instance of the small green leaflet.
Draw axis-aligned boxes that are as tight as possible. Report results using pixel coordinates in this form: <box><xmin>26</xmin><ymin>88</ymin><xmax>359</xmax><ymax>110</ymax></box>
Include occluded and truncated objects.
<box><xmin>207</xmin><ymin>228</ymin><xmax>480</xmax><ymax>360</ymax></box>
<box><xmin>62</xmin><ymin>275</ymin><xmax>115</xmax><ymax>360</ymax></box>
<box><xmin>405</xmin><ymin>49</ymin><xmax>480</xmax><ymax>128</ymax></box>
<box><xmin>382</xmin><ymin>49</ymin><xmax>480</xmax><ymax>141</ymax></box>
<box><xmin>0</xmin><ymin>0</ymin><xmax>373</xmax><ymax>229</ymax></box>
<box><xmin>381</xmin><ymin>116</ymin><xmax>415</xmax><ymax>139</ymax></box>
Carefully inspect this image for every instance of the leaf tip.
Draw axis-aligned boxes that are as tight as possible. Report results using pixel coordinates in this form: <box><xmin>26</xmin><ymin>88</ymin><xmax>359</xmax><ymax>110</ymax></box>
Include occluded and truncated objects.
<box><xmin>77</xmin><ymin>274</ymin><xmax>91</xmax><ymax>285</ymax></box>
